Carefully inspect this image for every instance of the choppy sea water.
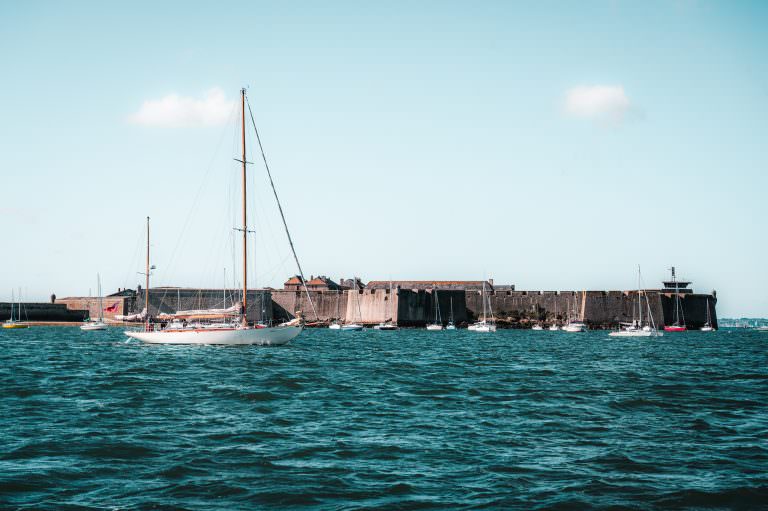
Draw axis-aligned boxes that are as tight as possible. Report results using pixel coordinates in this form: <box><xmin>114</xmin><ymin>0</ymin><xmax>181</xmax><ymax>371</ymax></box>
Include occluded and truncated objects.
<box><xmin>1</xmin><ymin>327</ymin><xmax>766</xmax><ymax>510</ymax></box>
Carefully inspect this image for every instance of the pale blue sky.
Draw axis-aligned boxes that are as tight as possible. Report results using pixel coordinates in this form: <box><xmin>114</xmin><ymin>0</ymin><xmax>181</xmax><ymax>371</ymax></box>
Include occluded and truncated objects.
<box><xmin>1</xmin><ymin>1</ymin><xmax>766</xmax><ymax>317</ymax></box>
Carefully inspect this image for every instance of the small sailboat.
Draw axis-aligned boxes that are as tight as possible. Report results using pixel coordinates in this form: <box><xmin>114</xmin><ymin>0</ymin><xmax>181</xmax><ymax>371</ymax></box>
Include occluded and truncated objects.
<box><xmin>374</xmin><ymin>282</ymin><xmax>398</xmax><ymax>330</ymax></box>
<box><xmin>609</xmin><ymin>266</ymin><xmax>662</xmax><ymax>338</ymax></box>
<box><xmin>426</xmin><ymin>289</ymin><xmax>444</xmax><ymax>330</ymax></box>
<box><xmin>445</xmin><ymin>297</ymin><xmax>456</xmax><ymax>330</ymax></box>
<box><xmin>125</xmin><ymin>89</ymin><xmax>303</xmax><ymax>345</ymax></box>
<box><xmin>532</xmin><ymin>324</ymin><xmax>544</xmax><ymax>331</ymax></box>
<box><xmin>341</xmin><ymin>281</ymin><xmax>364</xmax><ymax>331</ymax></box>
<box><xmin>468</xmin><ymin>281</ymin><xmax>496</xmax><ymax>332</ymax></box>
<box><xmin>664</xmin><ymin>266</ymin><xmax>687</xmax><ymax>332</ymax></box>
<box><xmin>548</xmin><ymin>299</ymin><xmax>560</xmax><ymax>330</ymax></box>
<box><xmin>81</xmin><ymin>273</ymin><xmax>108</xmax><ymax>331</ymax></box>
<box><xmin>329</xmin><ymin>289</ymin><xmax>343</xmax><ymax>329</ymax></box>
<box><xmin>3</xmin><ymin>289</ymin><xmax>29</xmax><ymax>329</ymax></box>
<box><xmin>562</xmin><ymin>292</ymin><xmax>587</xmax><ymax>332</ymax></box>
<box><xmin>700</xmin><ymin>297</ymin><xmax>715</xmax><ymax>332</ymax></box>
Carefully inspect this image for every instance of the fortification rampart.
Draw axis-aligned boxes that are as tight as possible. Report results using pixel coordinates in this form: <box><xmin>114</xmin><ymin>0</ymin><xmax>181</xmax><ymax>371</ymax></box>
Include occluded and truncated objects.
<box><xmin>270</xmin><ymin>288</ymin><xmax>468</xmax><ymax>326</ymax></box>
<box><xmin>464</xmin><ymin>290</ymin><xmax>717</xmax><ymax>329</ymax></box>
<box><xmin>271</xmin><ymin>289</ymin><xmax>346</xmax><ymax>323</ymax></box>
<box><xmin>0</xmin><ymin>302</ymin><xmax>87</xmax><ymax>322</ymax></box>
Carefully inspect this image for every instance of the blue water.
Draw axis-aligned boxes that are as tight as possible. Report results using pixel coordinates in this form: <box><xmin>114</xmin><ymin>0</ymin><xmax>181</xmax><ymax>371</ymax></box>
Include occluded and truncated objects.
<box><xmin>1</xmin><ymin>327</ymin><xmax>766</xmax><ymax>510</ymax></box>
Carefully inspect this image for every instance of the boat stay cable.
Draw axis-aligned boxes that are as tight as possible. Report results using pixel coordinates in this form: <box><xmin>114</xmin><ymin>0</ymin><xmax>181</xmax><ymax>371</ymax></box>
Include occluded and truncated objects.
<box><xmin>245</xmin><ymin>96</ymin><xmax>318</xmax><ymax>321</ymax></box>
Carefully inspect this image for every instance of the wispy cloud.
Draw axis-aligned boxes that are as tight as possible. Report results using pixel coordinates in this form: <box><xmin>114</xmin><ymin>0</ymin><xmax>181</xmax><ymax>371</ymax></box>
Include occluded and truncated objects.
<box><xmin>128</xmin><ymin>88</ymin><xmax>234</xmax><ymax>127</ymax></box>
<box><xmin>564</xmin><ymin>85</ymin><xmax>632</xmax><ymax>124</ymax></box>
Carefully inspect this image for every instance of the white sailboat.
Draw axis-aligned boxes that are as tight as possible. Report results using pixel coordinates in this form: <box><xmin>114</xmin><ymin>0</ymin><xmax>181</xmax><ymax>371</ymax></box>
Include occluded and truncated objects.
<box><xmin>562</xmin><ymin>292</ymin><xmax>587</xmax><ymax>332</ymax></box>
<box><xmin>81</xmin><ymin>273</ymin><xmax>108</xmax><ymax>330</ymax></box>
<box><xmin>329</xmin><ymin>288</ymin><xmax>343</xmax><ymax>329</ymax></box>
<box><xmin>700</xmin><ymin>297</ymin><xmax>715</xmax><ymax>332</ymax></box>
<box><xmin>340</xmin><ymin>280</ymin><xmax>364</xmax><ymax>331</ymax></box>
<box><xmin>374</xmin><ymin>282</ymin><xmax>398</xmax><ymax>330</ymax></box>
<box><xmin>446</xmin><ymin>297</ymin><xmax>456</xmax><ymax>330</ymax></box>
<box><xmin>426</xmin><ymin>288</ymin><xmax>444</xmax><ymax>330</ymax></box>
<box><xmin>532</xmin><ymin>324</ymin><xmax>544</xmax><ymax>331</ymax></box>
<box><xmin>548</xmin><ymin>298</ymin><xmax>560</xmax><ymax>330</ymax></box>
<box><xmin>125</xmin><ymin>89</ymin><xmax>303</xmax><ymax>345</ymax></box>
<box><xmin>468</xmin><ymin>281</ymin><xmax>496</xmax><ymax>332</ymax></box>
<box><xmin>3</xmin><ymin>289</ymin><xmax>28</xmax><ymax>329</ymax></box>
<box><xmin>609</xmin><ymin>267</ymin><xmax>662</xmax><ymax>338</ymax></box>
<box><xmin>664</xmin><ymin>266</ymin><xmax>687</xmax><ymax>332</ymax></box>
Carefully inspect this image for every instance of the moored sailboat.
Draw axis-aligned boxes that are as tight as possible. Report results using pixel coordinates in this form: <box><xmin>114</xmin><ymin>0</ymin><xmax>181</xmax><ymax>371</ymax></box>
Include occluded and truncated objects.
<box><xmin>3</xmin><ymin>289</ymin><xmax>28</xmax><ymax>329</ymax></box>
<box><xmin>81</xmin><ymin>273</ymin><xmax>108</xmax><ymax>331</ymax></box>
<box><xmin>426</xmin><ymin>288</ymin><xmax>444</xmax><ymax>330</ymax></box>
<box><xmin>340</xmin><ymin>281</ymin><xmax>364</xmax><ymax>331</ymax></box>
<box><xmin>549</xmin><ymin>298</ymin><xmax>560</xmax><ymax>330</ymax></box>
<box><xmin>700</xmin><ymin>297</ymin><xmax>715</xmax><ymax>332</ymax></box>
<box><xmin>664</xmin><ymin>267</ymin><xmax>687</xmax><ymax>332</ymax></box>
<box><xmin>445</xmin><ymin>297</ymin><xmax>456</xmax><ymax>330</ymax></box>
<box><xmin>562</xmin><ymin>292</ymin><xmax>587</xmax><ymax>332</ymax></box>
<box><xmin>468</xmin><ymin>281</ymin><xmax>496</xmax><ymax>332</ymax></box>
<box><xmin>609</xmin><ymin>266</ymin><xmax>662</xmax><ymax>338</ymax></box>
<box><xmin>125</xmin><ymin>89</ymin><xmax>303</xmax><ymax>345</ymax></box>
<box><xmin>374</xmin><ymin>282</ymin><xmax>398</xmax><ymax>330</ymax></box>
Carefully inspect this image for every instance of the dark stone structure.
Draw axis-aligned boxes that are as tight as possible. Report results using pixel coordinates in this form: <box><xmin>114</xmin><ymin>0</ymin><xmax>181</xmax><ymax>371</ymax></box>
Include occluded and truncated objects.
<box><xmin>0</xmin><ymin>302</ymin><xmax>87</xmax><ymax>322</ymax></box>
<box><xmin>464</xmin><ymin>289</ymin><xmax>717</xmax><ymax>329</ymax></box>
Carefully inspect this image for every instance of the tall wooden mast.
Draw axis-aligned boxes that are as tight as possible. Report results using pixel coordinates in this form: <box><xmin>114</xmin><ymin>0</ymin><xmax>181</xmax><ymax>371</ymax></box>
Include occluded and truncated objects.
<box><xmin>241</xmin><ymin>88</ymin><xmax>248</xmax><ymax>323</ymax></box>
<box><xmin>145</xmin><ymin>216</ymin><xmax>150</xmax><ymax>324</ymax></box>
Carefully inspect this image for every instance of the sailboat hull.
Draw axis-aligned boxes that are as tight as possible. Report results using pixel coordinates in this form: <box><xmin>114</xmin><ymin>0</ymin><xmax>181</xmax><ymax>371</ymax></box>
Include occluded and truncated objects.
<box><xmin>609</xmin><ymin>329</ymin><xmax>662</xmax><ymax>337</ymax></box>
<box><xmin>81</xmin><ymin>322</ymin><xmax>108</xmax><ymax>331</ymax></box>
<box><xmin>468</xmin><ymin>323</ymin><xmax>496</xmax><ymax>332</ymax></box>
<box><xmin>3</xmin><ymin>322</ymin><xmax>28</xmax><ymax>329</ymax></box>
<box><xmin>125</xmin><ymin>325</ymin><xmax>302</xmax><ymax>345</ymax></box>
<box><xmin>664</xmin><ymin>326</ymin><xmax>687</xmax><ymax>332</ymax></box>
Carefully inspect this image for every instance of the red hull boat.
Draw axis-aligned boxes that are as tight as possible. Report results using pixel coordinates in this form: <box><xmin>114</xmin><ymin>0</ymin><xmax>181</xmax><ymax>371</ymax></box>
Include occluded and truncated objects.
<box><xmin>664</xmin><ymin>325</ymin><xmax>687</xmax><ymax>332</ymax></box>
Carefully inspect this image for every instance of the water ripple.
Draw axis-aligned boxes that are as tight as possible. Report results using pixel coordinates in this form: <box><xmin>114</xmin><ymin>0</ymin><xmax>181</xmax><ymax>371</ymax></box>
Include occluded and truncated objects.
<box><xmin>0</xmin><ymin>327</ymin><xmax>766</xmax><ymax>509</ymax></box>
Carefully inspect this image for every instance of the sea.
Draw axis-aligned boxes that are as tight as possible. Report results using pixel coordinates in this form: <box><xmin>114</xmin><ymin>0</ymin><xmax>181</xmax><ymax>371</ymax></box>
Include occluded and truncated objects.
<box><xmin>1</xmin><ymin>327</ymin><xmax>766</xmax><ymax>510</ymax></box>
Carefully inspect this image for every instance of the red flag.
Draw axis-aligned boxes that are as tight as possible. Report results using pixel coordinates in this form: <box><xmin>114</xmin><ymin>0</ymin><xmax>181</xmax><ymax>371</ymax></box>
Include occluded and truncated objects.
<box><xmin>104</xmin><ymin>302</ymin><xmax>119</xmax><ymax>313</ymax></box>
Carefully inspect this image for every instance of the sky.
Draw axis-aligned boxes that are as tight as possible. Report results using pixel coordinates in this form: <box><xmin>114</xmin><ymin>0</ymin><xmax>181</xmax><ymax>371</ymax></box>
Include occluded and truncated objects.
<box><xmin>1</xmin><ymin>1</ymin><xmax>766</xmax><ymax>317</ymax></box>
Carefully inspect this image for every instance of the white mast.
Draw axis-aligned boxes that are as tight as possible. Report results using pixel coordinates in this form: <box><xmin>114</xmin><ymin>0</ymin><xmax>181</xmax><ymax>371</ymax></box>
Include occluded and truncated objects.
<box><xmin>97</xmin><ymin>273</ymin><xmax>104</xmax><ymax>322</ymax></box>
<box><xmin>481</xmin><ymin>282</ymin><xmax>486</xmax><ymax>323</ymax></box>
<box><xmin>637</xmin><ymin>265</ymin><xmax>642</xmax><ymax>327</ymax></box>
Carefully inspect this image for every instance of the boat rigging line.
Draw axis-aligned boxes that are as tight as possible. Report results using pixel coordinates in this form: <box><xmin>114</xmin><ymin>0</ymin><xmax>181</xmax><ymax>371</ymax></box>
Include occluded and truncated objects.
<box><xmin>245</xmin><ymin>94</ymin><xmax>318</xmax><ymax>321</ymax></box>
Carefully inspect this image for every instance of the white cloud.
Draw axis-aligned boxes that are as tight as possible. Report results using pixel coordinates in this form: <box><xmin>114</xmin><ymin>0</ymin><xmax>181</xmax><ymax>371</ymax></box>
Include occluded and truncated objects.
<box><xmin>564</xmin><ymin>85</ymin><xmax>631</xmax><ymax>124</ymax></box>
<box><xmin>128</xmin><ymin>88</ymin><xmax>234</xmax><ymax>127</ymax></box>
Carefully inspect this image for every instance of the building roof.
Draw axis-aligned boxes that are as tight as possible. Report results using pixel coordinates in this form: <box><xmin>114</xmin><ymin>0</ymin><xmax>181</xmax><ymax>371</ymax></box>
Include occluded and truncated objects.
<box><xmin>284</xmin><ymin>275</ymin><xmax>341</xmax><ymax>290</ymax></box>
